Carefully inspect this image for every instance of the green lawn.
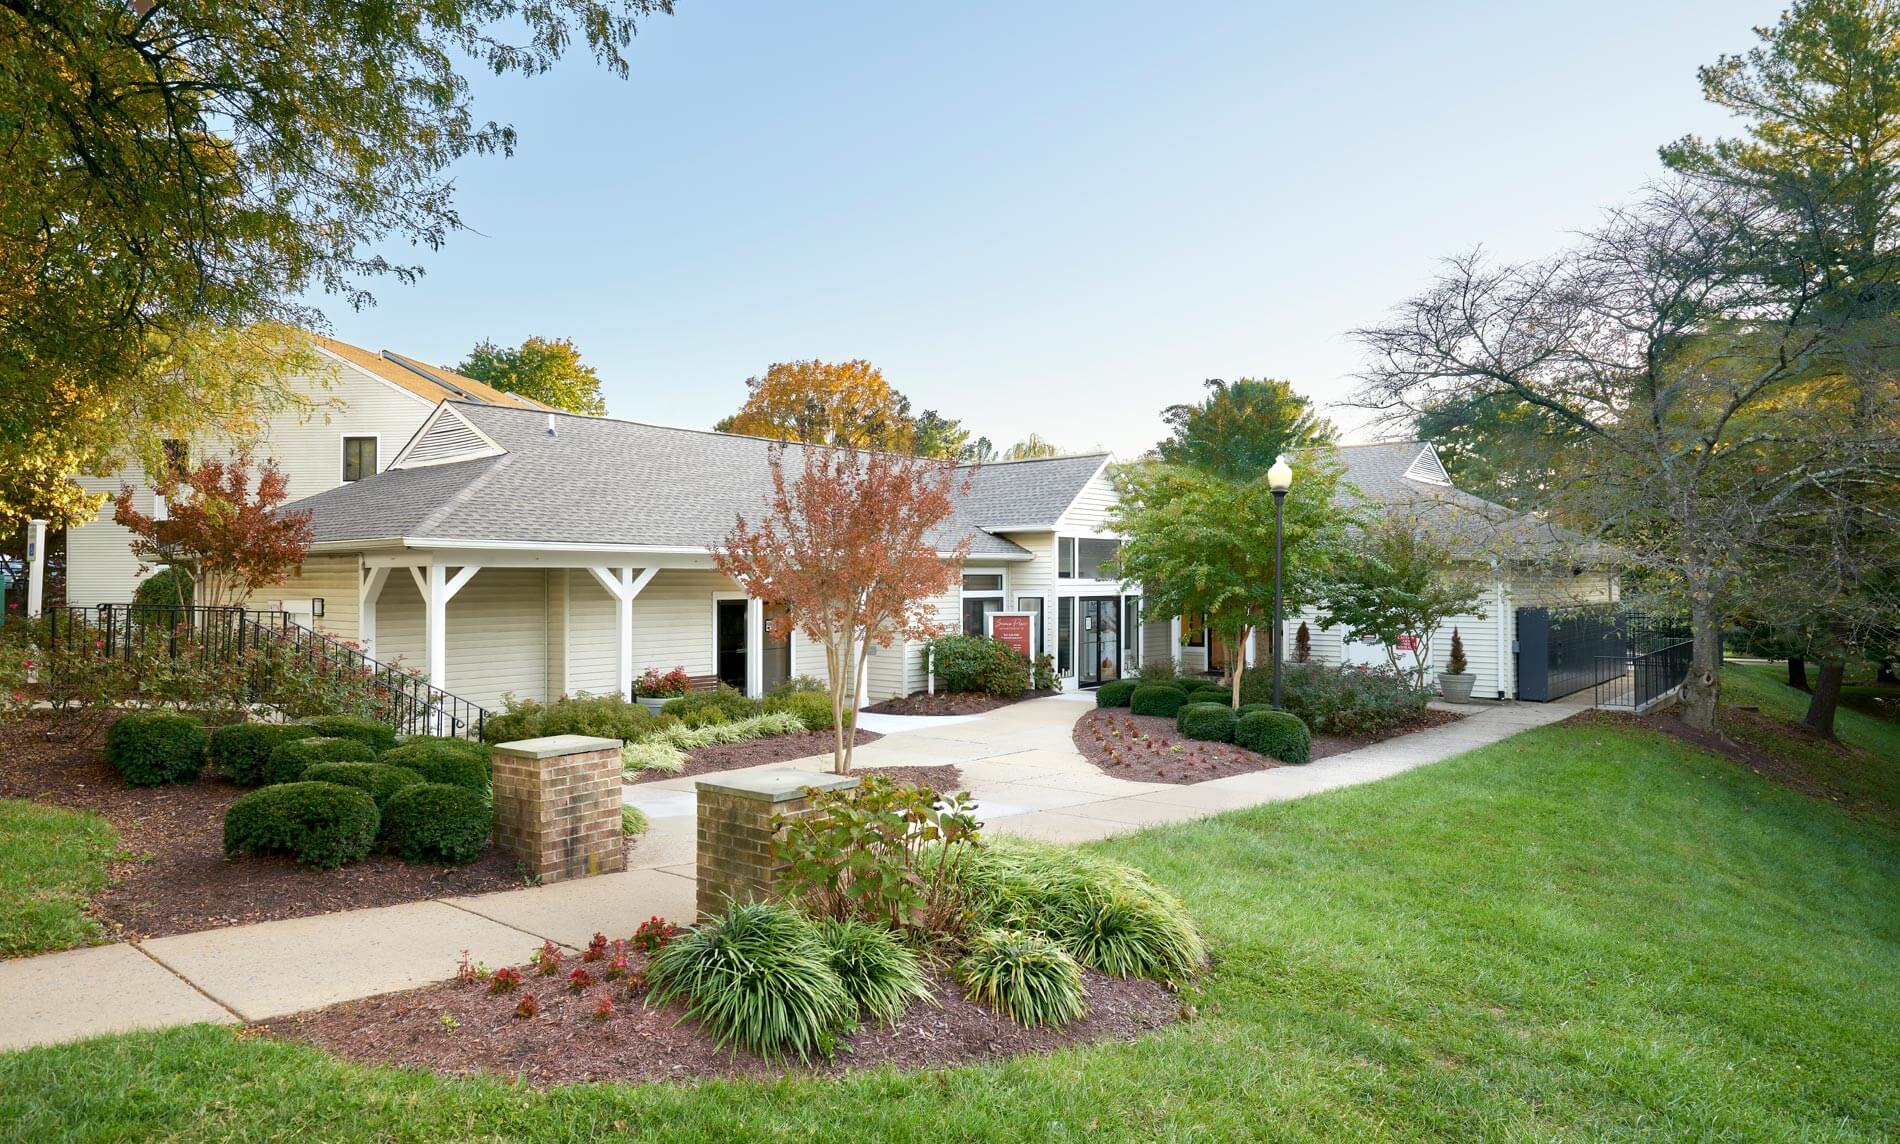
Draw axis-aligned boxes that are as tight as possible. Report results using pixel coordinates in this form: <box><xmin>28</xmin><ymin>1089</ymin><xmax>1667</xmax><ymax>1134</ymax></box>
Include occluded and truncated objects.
<box><xmin>0</xmin><ymin>799</ymin><xmax>117</xmax><ymax>957</ymax></box>
<box><xmin>1721</xmin><ymin>662</ymin><xmax>1899</xmax><ymax>828</ymax></box>
<box><xmin>2</xmin><ymin>720</ymin><xmax>1896</xmax><ymax>1141</ymax></box>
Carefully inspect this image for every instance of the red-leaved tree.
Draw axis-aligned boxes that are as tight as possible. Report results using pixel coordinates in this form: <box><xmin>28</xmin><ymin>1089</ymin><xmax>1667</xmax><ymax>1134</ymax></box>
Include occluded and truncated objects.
<box><xmin>714</xmin><ymin>445</ymin><xmax>970</xmax><ymax>773</ymax></box>
<box><xmin>113</xmin><ymin>450</ymin><xmax>314</xmax><ymax>608</ymax></box>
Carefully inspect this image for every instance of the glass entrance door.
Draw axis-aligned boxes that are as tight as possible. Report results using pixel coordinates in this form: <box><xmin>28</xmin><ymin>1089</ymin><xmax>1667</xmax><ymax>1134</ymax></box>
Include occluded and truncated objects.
<box><xmin>1078</xmin><ymin>596</ymin><xmax>1121</xmax><ymax>687</ymax></box>
<box><xmin>716</xmin><ymin>600</ymin><xmax>748</xmax><ymax>690</ymax></box>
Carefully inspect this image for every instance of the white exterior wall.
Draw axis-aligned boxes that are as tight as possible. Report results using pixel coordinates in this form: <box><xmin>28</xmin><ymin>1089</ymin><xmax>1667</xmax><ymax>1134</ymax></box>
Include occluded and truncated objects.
<box><xmin>257</xmin><ymin>555</ymin><xmax>360</xmax><ymax>642</ymax></box>
<box><xmin>1275</xmin><ymin>602</ymin><xmax>1508</xmax><ymax>700</ymax></box>
<box><xmin>63</xmin><ymin>356</ymin><xmax>433</xmax><ymax>608</ymax></box>
<box><xmin>370</xmin><ymin>568</ymin><xmax>551</xmax><ymax>710</ymax></box>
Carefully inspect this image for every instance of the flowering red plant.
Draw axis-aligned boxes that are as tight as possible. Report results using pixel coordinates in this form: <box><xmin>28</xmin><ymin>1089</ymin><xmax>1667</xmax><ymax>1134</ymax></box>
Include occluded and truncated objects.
<box><xmin>455</xmin><ymin>950</ymin><xmax>488</xmax><ymax>985</ymax></box>
<box><xmin>531</xmin><ymin>939</ymin><xmax>563</xmax><ymax>976</ymax></box>
<box><xmin>566</xmin><ymin>967</ymin><xmax>594</xmax><ymax>992</ymax></box>
<box><xmin>583</xmin><ymin>932</ymin><xmax>609</xmax><ymax>962</ymax></box>
<box><xmin>488</xmin><ymin>966</ymin><xmax>523</xmax><ymax>994</ymax></box>
<box><xmin>514</xmin><ymin>992</ymin><xmax>539</xmax><ymax>1019</ymax></box>
<box><xmin>633</xmin><ymin>666</ymin><xmax>692</xmax><ymax>699</ymax></box>
<box><xmin>593</xmin><ymin>994</ymin><xmax>614</xmax><ymax>1022</ymax></box>
<box><xmin>632</xmin><ymin>915</ymin><xmax>679</xmax><ymax>955</ymax></box>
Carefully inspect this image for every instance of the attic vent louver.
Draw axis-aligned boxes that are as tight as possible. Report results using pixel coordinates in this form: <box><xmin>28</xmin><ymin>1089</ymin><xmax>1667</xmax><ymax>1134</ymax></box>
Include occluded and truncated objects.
<box><xmin>389</xmin><ymin>404</ymin><xmax>507</xmax><ymax>469</ymax></box>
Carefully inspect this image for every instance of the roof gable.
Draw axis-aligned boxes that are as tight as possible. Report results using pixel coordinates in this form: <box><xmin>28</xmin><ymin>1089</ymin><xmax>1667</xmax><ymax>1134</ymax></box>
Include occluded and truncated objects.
<box><xmin>388</xmin><ymin>404</ymin><xmax>507</xmax><ymax>469</ymax></box>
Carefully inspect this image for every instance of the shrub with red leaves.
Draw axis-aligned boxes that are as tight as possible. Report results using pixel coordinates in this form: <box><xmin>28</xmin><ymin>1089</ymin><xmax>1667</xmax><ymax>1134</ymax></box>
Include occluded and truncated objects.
<box><xmin>632</xmin><ymin>915</ymin><xmax>678</xmax><ymax>955</ymax></box>
<box><xmin>583</xmin><ymin>932</ymin><xmax>609</xmax><ymax>962</ymax></box>
<box><xmin>515</xmin><ymin>992</ymin><xmax>539</xmax><ymax>1019</ymax></box>
<box><xmin>566</xmin><ymin>966</ymin><xmax>594</xmax><ymax>992</ymax></box>
<box><xmin>488</xmin><ymin>966</ymin><xmax>522</xmax><ymax>994</ymax></box>
<box><xmin>531</xmin><ymin>939</ymin><xmax>562</xmax><ymax>976</ymax></box>
<box><xmin>593</xmin><ymin>994</ymin><xmax>613</xmax><ymax>1021</ymax></box>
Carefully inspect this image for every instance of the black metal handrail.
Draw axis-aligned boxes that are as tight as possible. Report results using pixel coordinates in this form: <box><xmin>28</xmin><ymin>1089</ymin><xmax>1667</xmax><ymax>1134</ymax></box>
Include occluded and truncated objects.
<box><xmin>1593</xmin><ymin>622</ymin><xmax>1694</xmax><ymax>711</ymax></box>
<box><xmin>46</xmin><ymin>604</ymin><xmax>486</xmax><ymax>740</ymax></box>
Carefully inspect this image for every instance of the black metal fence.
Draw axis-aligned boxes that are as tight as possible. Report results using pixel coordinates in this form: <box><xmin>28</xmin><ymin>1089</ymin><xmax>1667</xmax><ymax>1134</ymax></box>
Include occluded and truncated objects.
<box><xmin>1593</xmin><ymin>614</ymin><xmax>1695</xmax><ymax>710</ymax></box>
<box><xmin>1515</xmin><ymin>604</ymin><xmax>1627</xmax><ymax>701</ymax></box>
<box><xmin>44</xmin><ymin>604</ymin><xmax>486</xmax><ymax>740</ymax></box>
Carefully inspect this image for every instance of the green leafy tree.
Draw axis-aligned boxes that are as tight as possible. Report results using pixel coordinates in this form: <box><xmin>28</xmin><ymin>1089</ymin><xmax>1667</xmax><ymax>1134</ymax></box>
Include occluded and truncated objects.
<box><xmin>457</xmin><ymin>337</ymin><xmax>607</xmax><ymax>415</ymax></box>
<box><xmin>1317</xmin><ymin>517</ymin><xmax>1487</xmax><ymax>688</ymax></box>
<box><xmin>1108</xmin><ymin>458</ymin><xmax>1350</xmax><ymax>708</ymax></box>
<box><xmin>1000</xmin><ymin>434</ymin><xmax>1062</xmax><ymax>461</ymax></box>
<box><xmin>1</xmin><ymin>1</ymin><xmax>669</xmax><ymax>529</ymax></box>
<box><xmin>910</xmin><ymin>410</ymin><xmax>974</xmax><ymax>460</ymax></box>
<box><xmin>1157</xmin><ymin>378</ymin><xmax>1337</xmax><ymax>480</ymax></box>
<box><xmin>1412</xmin><ymin>392</ymin><xmax>1588</xmax><ymax>512</ymax></box>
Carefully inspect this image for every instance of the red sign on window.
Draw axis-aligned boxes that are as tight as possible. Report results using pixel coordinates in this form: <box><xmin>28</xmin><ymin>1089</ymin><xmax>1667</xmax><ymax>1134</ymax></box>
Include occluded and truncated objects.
<box><xmin>988</xmin><ymin>612</ymin><xmax>1034</xmax><ymax>658</ymax></box>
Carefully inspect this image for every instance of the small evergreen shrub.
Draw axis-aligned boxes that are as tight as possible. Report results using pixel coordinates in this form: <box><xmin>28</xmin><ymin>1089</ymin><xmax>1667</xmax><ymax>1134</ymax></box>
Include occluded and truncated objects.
<box><xmin>132</xmin><ymin>567</ymin><xmax>193</xmax><ymax>609</ymax></box>
<box><xmin>645</xmin><ymin>901</ymin><xmax>854</xmax><ymax>1060</ymax></box>
<box><xmin>104</xmin><ymin>712</ymin><xmax>209</xmax><ymax>786</ymax></box>
<box><xmin>264</xmin><ymin>735</ymin><xmax>374</xmax><ymax>785</ymax></box>
<box><xmin>1094</xmin><ymin>679</ymin><xmax>1139</xmax><ymax>707</ymax></box>
<box><xmin>1446</xmin><ymin>627</ymin><xmax>1469</xmax><ymax>675</ymax></box>
<box><xmin>1236</xmin><ymin>703</ymin><xmax>1274</xmax><ymax>717</ymax></box>
<box><xmin>302</xmin><ymin>761</ymin><xmax>427</xmax><ymax>810</ymax></box>
<box><xmin>223</xmin><ymin>781</ymin><xmax>380</xmax><ymax>868</ymax></box>
<box><xmin>663</xmin><ymin>686</ymin><xmax>761</xmax><ymax>723</ymax></box>
<box><xmin>817</xmin><ymin>918</ymin><xmax>932</xmax><ymax>1025</ymax></box>
<box><xmin>1176</xmin><ymin>702</ymin><xmax>1237</xmax><ymax>742</ymax></box>
<box><xmin>378</xmin><ymin>740</ymin><xmax>489</xmax><ymax>792</ymax></box>
<box><xmin>676</xmin><ymin>705</ymin><xmax>730</xmax><ymax>729</ymax></box>
<box><xmin>208</xmin><ymin>721</ymin><xmax>318</xmax><ymax>786</ymax></box>
<box><xmin>381</xmin><ymin>782</ymin><xmax>491</xmax><ymax>864</ymax></box>
<box><xmin>763</xmin><ymin>689</ymin><xmax>845</xmax><ymax>731</ymax></box>
<box><xmin>1241</xmin><ymin>663</ymin><xmax>1429</xmax><ymax>736</ymax></box>
<box><xmin>927</xmin><ymin>635</ymin><xmax>1030</xmax><ymax>695</ymax></box>
<box><xmin>1030</xmin><ymin>653</ymin><xmax>1057</xmax><ymax>691</ymax></box>
<box><xmin>1235</xmin><ymin>709</ymin><xmax>1312</xmax><ymax>763</ymax></box>
<box><xmin>297</xmin><ymin>714</ymin><xmax>396</xmax><ymax>753</ymax></box>
<box><xmin>1129</xmin><ymin>683</ymin><xmax>1189</xmax><ymax>717</ymax></box>
<box><xmin>542</xmin><ymin>692</ymin><xmax>657</xmax><ymax>740</ymax></box>
<box><xmin>767</xmin><ymin>674</ymin><xmax>826</xmax><ymax>695</ymax></box>
<box><xmin>956</xmin><ymin>929</ymin><xmax>1085</xmax><ymax>1027</ymax></box>
<box><xmin>1183</xmin><ymin>680</ymin><xmax>1230</xmax><ymax>704</ymax></box>
<box><xmin>480</xmin><ymin>695</ymin><xmax>546</xmax><ymax>744</ymax></box>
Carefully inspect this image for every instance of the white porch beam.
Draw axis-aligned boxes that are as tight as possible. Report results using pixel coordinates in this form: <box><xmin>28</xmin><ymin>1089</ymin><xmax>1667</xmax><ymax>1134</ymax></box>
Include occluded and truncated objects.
<box><xmin>425</xmin><ymin>563</ymin><xmax>448</xmax><ymax>691</ymax></box>
<box><xmin>441</xmin><ymin>564</ymin><xmax>479</xmax><ymax>602</ymax></box>
<box><xmin>1169</xmin><ymin>616</ymin><xmax>1184</xmax><ymax>671</ymax></box>
<box><xmin>358</xmin><ymin>566</ymin><xmax>391</xmax><ymax>659</ymax></box>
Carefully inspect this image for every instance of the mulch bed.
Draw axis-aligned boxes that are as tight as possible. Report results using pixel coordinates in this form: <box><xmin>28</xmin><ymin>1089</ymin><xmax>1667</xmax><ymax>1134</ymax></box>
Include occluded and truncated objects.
<box><xmin>626</xmin><ymin>729</ymin><xmax>884</xmax><ymax>785</ymax></box>
<box><xmin>1071</xmin><ymin>706</ymin><xmax>1466</xmax><ymax>785</ymax></box>
<box><xmin>849</xmin><ymin>764</ymin><xmax>963</xmax><ymax>793</ymax></box>
<box><xmin>263</xmin><ymin>947</ymin><xmax>1180</xmax><ymax>1087</ymax></box>
<box><xmin>863</xmin><ymin>690</ymin><xmax>1057</xmax><ymax>716</ymax></box>
<box><xmin>0</xmin><ymin>713</ymin><xmax>534</xmax><ymax>944</ymax></box>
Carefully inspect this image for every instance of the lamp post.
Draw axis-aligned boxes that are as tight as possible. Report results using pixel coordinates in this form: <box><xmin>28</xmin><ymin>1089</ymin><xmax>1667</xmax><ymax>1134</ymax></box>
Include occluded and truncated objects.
<box><xmin>1267</xmin><ymin>456</ymin><xmax>1292</xmax><ymax>709</ymax></box>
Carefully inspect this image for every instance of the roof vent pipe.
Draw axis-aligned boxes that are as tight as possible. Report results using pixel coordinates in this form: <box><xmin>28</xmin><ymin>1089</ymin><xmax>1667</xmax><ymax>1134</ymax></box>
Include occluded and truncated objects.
<box><xmin>547</xmin><ymin>413</ymin><xmax>557</xmax><ymax>437</ymax></box>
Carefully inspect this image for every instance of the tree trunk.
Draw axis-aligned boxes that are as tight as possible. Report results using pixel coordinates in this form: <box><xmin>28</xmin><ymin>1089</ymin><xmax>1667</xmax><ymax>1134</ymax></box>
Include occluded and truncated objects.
<box><xmin>1230</xmin><ymin>626</ymin><xmax>1250</xmax><ymax>709</ymax></box>
<box><xmin>1787</xmin><ymin>655</ymin><xmax>1808</xmax><ymax>691</ymax></box>
<box><xmin>1679</xmin><ymin>597</ymin><xmax>1723</xmax><ymax>732</ymax></box>
<box><xmin>1804</xmin><ymin>660</ymin><xmax>1845</xmax><ymax>739</ymax></box>
<box><xmin>1878</xmin><ymin>660</ymin><xmax>1897</xmax><ymax>686</ymax></box>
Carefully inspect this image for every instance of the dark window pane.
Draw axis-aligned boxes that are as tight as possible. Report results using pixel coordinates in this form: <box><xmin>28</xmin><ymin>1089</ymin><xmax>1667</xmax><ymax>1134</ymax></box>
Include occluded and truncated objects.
<box><xmin>962</xmin><ymin>573</ymin><xmax>1003</xmax><ymax>591</ymax></box>
<box><xmin>1057</xmin><ymin>537</ymin><xmax>1075</xmax><ymax>578</ymax></box>
<box><xmin>342</xmin><ymin>436</ymin><xmax>378</xmax><ymax>483</ymax></box>
<box><xmin>963</xmin><ymin>596</ymin><xmax>1001</xmax><ymax>636</ymax></box>
<box><xmin>1057</xmin><ymin>597</ymin><xmax>1073</xmax><ymax>672</ymax></box>
<box><xmin>1124</xmin><ymin>597</ymin><xmax>1140</xmax><ymax>655</ymax></box>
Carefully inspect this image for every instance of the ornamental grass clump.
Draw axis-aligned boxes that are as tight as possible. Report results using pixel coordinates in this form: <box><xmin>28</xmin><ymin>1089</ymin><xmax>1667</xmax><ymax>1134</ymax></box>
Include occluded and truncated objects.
<box><xmin>645</xmin><ymin>901</ymin><xmax>854</xmax><ymax>1060</ymax></box>
<box><xmin>955</xmin><ymin>929</ymin><xmax>1085</xmax><ymax>1028</ymax></box>
<box><xmin>620</xmin><ymin>711</ymin><xmax>808</xmax><ymax>774</ymax></box>
<box><xmin>816</xmin><ymin>918</ymin><xmax>933</xmax><ymax>1025</ymax></box>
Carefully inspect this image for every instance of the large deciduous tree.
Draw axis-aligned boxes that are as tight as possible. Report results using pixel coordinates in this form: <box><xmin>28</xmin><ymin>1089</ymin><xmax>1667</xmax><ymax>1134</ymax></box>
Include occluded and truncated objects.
<box><xmin>457</xmin><ymin>336</ymin><xmax>608</xmax><ymax>415</ymax></box>
<box><xmin>715</xmin><ymin>360</ymin><xmax>918</xmax><ymax>452</ymax></box>
<box><xmin>1</xmin><ymin>1</ymin><xmax>669</xmax><ymax>529</ymax></box>
<box><xmin>713</xmin><ymin>446</ymin><xmax>969</xmax><ymax>773</ymax></box>
<box><xmin>1108</xmin><ymin>457</ymin><xmax>1349</xmax><ymax>709</ymax></box>
<box><xmin>1157</xmin><ymin>378</ymin><xmax>1337</xmax><ymax>481</ymax></box>
<box><xmin>111</xmin><ymin>451</ymin><xmax>313</xmax><ymax>609</ymax></box>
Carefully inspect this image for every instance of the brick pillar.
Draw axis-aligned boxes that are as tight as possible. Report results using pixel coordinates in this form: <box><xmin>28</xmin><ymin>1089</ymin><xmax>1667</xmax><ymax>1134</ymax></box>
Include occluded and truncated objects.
<box><xmin>696</xmin><ymin>768</ymin><xmax>859</xmax><ymax>918</ymax></box>
<box><xmin>491</xmin><ymin>734</ymin><xmax>626</xmax><ymax>883</ymax></box>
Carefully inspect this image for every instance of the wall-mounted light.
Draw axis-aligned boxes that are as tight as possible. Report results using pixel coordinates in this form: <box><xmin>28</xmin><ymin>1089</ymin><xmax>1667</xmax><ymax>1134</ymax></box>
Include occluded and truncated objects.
<box><xmin>311</xmin><ymin>597</ymin><xmax>325</xmax><ymax>618</ymax></box>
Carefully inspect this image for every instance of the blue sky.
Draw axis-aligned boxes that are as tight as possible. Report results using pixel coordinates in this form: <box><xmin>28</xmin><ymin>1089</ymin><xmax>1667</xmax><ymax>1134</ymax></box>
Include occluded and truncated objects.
<box><xmin>319</xmin><ymin>0</ymin><xmax>1778</xmax><ymax>457</ymax></box>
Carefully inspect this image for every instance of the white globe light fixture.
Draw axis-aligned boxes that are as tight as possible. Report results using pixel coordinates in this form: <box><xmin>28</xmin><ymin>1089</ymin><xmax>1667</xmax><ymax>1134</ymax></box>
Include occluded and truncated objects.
<box><xmin>1268</xmin><ymin>456</ymin><xmax>1292</xmax><ymax>707</ymax></box>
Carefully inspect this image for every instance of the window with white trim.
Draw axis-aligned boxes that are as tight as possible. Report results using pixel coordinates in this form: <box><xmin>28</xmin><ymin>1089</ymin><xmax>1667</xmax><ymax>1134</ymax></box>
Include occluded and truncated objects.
<box><xmin>342</xmin><ymin>436</ymin><xmax>378</xmax><ymax>483</ymax></box>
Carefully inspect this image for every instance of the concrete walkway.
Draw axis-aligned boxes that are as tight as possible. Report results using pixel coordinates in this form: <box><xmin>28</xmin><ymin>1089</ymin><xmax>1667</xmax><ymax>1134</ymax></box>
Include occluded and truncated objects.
<box><xmin>0</xmin><ymin>690</ymin><xmax>1586</xmax><ymax>1052</ymax></box>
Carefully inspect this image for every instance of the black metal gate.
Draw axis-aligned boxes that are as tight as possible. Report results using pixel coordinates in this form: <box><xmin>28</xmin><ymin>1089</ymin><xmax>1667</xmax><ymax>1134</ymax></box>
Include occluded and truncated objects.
<box><xmin>1515</xmin><ymin>604</ymin><xmax>1625</xmax><ymax>701</ymax></box>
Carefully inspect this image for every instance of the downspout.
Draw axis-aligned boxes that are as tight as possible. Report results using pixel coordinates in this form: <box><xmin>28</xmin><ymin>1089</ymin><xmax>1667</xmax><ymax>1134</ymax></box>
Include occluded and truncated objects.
<box><xmin>1494</xmin><ymin>566</ymin><xmax>1512</xmax><ymax>700</ymax></box>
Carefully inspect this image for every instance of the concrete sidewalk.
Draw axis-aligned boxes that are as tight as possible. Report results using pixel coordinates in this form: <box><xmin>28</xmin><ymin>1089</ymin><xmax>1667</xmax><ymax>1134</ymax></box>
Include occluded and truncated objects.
<box><xmin>0</xmin><ymin>690</ymin><xmax>1585</xmax><ymax>1052</ymax></box>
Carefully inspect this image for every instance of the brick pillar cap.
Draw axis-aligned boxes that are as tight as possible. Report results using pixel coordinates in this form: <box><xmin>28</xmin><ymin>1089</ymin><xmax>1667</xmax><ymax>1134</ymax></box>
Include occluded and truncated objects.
<box><xmin>696</xmin><ymin>767</ymin><xmax>859</xmax><ymax>803</ymax></box>
<box><xmin>492</xmin><ymin>734</ymin><xmax>622</xmax><ymax>759</ymax></box>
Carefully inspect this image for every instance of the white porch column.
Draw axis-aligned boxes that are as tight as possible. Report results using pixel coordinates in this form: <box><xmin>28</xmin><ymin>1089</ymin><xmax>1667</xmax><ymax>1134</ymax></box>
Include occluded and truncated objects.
<box><xmin>1169</xmin><ymin>616</ymin><xmax>1184</xmax><ymax>671</ymax></box>
<box><xmin>587</xmin><ymin>567</ymin><xmax>658</xmax><ymax>700</ymax></box>
<box><xmin>745</xmin><ymin>597</ymin><xmax>765</xmax><ymax>697</ymax></box>
<box><xmin>412</xmin><ymin>562</ymin><xmax>479</xmax><ymax>691</ymax></box>
<box><xmin>358</xmin><ymin>565</ymin><xmax>391</xmax><ymax>659</ymax></box>
<box><xmin>1245</xmin><ymin>629</ymin><xmax>1258</xmax><ymax>668</ymax></box>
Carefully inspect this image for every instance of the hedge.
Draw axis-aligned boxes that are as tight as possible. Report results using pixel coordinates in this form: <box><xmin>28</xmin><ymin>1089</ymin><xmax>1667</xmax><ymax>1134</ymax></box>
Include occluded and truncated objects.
<box><xmin>263</xmin><ymin>735</ymin><xmax>375</xmax><ymax>786</ymax></box>
<box><xmin>1094</xmin><ymin>679</ymin><xmax>1139</xmax><ymax>708</ymax></box>
<box><xmin>1176</xmin><ymin>702</ymin><xmax>1237</xmax><ymax>743</ymax></box>
<box><xmin>301</xmin><ymin>762</ymin><xmax>428</xmax><ymax>810</ymax></box>
<box><xmin>208</xmin><ymin>722</ymin><xmax>319</xmax><ymax>786</ymax></box>
<box><xmin>381</xmin><ymin>783</ymin><xmax>491</xmax><ymax>864</ymax></box>
<box><xmin>762</xmin><ymin>689</ymin><xmax>847</xmax><ymax>731</ymax></box>
<box><xmin>927</xmin><ymin>635</ymin><xmax>1030</xmax><ymax>695</ymax></box>
<box><xmin>297</xmin><ymin>714</ymin><xmax>397</xmax><ymax>754</ymax></box>
<box><xmin>1235</xmin><ymin>709</ymin><xmax>1312</xmax><ymax>763</ymax></box>
<box><xmin>104</xmin><ymin>712</ymin><xmax>208</xmax><ymax>786</ymax></box>
<box><xmin>378</xmin><ymin>740</ymin><xmax>489</xmax><ymax>792</ymax></box>
<box><xmin>1129</xmin><ymin>684</ymin><xmax>1190</xmax><ymax>718</ymax></box>
<box><xmin>223</xmin><ymin>781</ymin><xmax>380</xmax><ymax>868</ymax></box>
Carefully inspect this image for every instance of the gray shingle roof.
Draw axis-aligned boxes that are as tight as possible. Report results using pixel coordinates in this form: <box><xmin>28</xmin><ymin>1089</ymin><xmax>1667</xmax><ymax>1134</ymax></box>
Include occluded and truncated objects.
<box><xmin>292</xmin><ymin>404</ymin><xmax>1106</xmax><ymax>557</ymax></box>
<box><xmin>1331</xmin><ymin>441</ymin><xmax>1609</xmax><ymax>563</ymax></box>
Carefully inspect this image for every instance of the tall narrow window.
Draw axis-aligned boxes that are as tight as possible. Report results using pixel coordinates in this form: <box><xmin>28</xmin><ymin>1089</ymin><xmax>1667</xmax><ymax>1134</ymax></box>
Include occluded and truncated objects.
<box><xmin>1057</xmin><ymin>597</ymin><xmax>1073</xmax><ymax>673</ymax></box>
<box><xmin>1123</xmin><ymin>596</ymin><xmax>1141</xmax><ymax>662</ymax></box>
<box><xmin>342</xmin><ymin>436</ymin><xmax>378</xmax><ymax>482</ymax></box>
<box><xmin>1057</xmin><ymin>537</ymin><xmax>1075</xmax><ymax>579</ymax></box>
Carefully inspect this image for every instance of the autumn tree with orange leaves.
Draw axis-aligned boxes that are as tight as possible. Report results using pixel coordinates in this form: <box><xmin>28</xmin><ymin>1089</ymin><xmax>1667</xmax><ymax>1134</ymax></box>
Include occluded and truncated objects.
<box><xmin>714</xmin><ymin>445</ymin><xmax>970</xmax><ymax>773</ymax></box>
<box><xmin>113</xmin><ymin>451</ymin><xmax>314</xmax><ymax>609</ymax></box>
<box><xmin>714</xmin><ymin>359</ymin><xmax>919</xmax><ymax>451</ymax></box>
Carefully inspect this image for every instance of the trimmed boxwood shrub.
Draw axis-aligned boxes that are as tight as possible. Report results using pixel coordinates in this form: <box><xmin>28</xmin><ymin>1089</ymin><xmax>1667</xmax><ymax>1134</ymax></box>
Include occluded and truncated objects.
<box><xmin>1183</xmin><ymin>681</ymin><xmax>1229</xmax><ymax>703</ymax></box>
<box><xmin>297</xmin><ymin>714</ymin><xmax>396</xmax><ymax>753</ymax></box>
<box><xmin>1176</xmin><ymin>702</ymin><xmax>1237</xmax><ymax>743</ymax></box>
<box><xmin>763</xmin><ymin>689</ymin><xmax>848</xmax><ymax>731</ymax></box>
<box><xmin>223</xmin><ymin>781</ymin><xmax>380</xmax><ymax>868</ymax></box>
<box><xmin>1235</xmin><ymin>709</ymin><xmax>1312</xmax><ymax>763</ymax></box>
<box><xmin>208</xmin><ymin>722</ymin><xmax>319</xmax><ymax>786</ymax></box>
<box><xmin>1094</xmin><ymin>679</ymin><xmax>1139</xmax><ymax>708</ymax></box>
<box><xmin>381</xmin><ymin>782</ymin><xmax>491</xmax><ymax>864</ymax></box>
<box><xmin>105</xmin><ymin>712</ymin><xmax>209</xmax><ymax>786</ymax></box>
<box><xmin>927</xmin><ymin>634</ymin><xmax>1031</xmax><ymax>695</ymax></box>
<box><xmin>378</xmin><ymin>740</ymin><xmax>489</xmax><ymax>792</ymax></box>
<box><xmin>302</xmin><ymin>761</ymin><xmax>427</xmax><ymax>810</ymax></box>
<box><xmin>264</xmin><ymin>735</ymin><xmax>375</xmax><ymax>785</ymax></box>
<box><xmin>1237</xmin><ymin>703</ymin><xmax>1274</xmax><ymax>718</ymax></box>
<box><xmin>1129</xmin><ymin>683</ymin><xmax>1189</xmax><ymax>718</ymax></box>
<box><xmin>662</xmin><ymin>686</ymin><xmax>761</xmax><ymax>723</ymax></box>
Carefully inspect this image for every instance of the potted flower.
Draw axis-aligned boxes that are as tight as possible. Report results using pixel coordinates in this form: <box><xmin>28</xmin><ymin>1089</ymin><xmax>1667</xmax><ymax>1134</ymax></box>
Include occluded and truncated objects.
<box><xmin>633</xmin><ymin>666</ymin><xmax>692</xmax><ymax>713</ymax></box>
<box><xmin>1437</xmin><ymin>627</ymin><xmax>1476</xmax><ymax>703</ymax></box>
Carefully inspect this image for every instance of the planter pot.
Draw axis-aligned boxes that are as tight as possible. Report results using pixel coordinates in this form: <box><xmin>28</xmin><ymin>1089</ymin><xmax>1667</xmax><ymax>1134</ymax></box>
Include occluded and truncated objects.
<box><xmin>1437</xmin><ymin>672</ymin><xmax>1476</xmax><ymax>703</ymax></box>
<box><xmin>635</xmin><ymin>697</ymin><xmax>672</xmax><ymax>715</ymax></box>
